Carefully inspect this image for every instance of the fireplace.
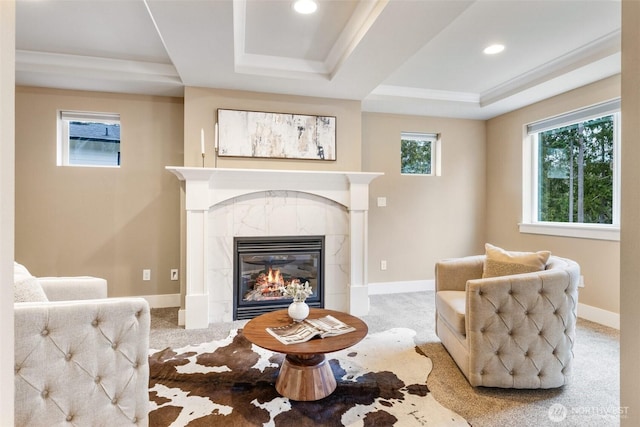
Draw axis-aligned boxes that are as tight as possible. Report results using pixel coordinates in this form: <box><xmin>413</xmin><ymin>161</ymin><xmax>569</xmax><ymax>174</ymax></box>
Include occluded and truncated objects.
<box><xmin>233</xmin><ymin>235</ymin><xmax>324</xmax><ymax>320</ymax></box>
<box><xmin>166</xmin><ymin>167</ymin><xmax>382</xmax><ymax>329</ymax></box>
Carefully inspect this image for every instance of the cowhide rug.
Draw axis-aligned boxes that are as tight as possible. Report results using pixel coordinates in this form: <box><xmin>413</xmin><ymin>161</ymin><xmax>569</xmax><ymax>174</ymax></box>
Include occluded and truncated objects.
<box><xmin>148</xmin><ymin>328</ymin><xmax>468</xmax><ymax>426</ymax></box>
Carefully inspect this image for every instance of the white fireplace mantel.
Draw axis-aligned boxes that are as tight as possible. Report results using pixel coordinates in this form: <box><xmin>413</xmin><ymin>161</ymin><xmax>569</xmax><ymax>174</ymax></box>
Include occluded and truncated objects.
<box><xmin>166</xmin><ymin>167</ymin><xmax>383</xmax><ymax>329</ymax></box>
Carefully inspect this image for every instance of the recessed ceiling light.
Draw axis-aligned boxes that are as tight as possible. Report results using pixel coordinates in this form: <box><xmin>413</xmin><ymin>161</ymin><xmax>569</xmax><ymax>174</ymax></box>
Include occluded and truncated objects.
<box><xmin>483</xmin><ymin>44</ymin><xmax>505</xmax><ymax>55</ymax></box>
<box><xmin>293</xmin><ymin>0</ymin><xmax>317</xmax><ymax>14</ymax></box>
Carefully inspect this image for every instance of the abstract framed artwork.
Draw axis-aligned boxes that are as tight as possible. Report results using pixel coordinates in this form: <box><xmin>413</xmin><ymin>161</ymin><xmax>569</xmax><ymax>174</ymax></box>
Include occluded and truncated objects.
<box><xmin>217</xmin><ymin>109</ymin><xmax>336</xmax><ymax>160</ymax></box>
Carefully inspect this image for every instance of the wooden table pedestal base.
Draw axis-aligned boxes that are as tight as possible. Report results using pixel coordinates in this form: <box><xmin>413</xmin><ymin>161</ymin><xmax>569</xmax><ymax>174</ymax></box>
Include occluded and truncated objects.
<box><xmin>243</xmin><ymin>309</ymin><xmax>368</xmax><ymax>402</ymax></box>
<box><xmin>275</xmin><ymin>353</ymin><xmax>337</xmax><ymax>401</ymax></box>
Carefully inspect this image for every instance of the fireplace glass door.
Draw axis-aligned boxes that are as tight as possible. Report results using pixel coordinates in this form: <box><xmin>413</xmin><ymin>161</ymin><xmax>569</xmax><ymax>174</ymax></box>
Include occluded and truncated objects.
<box><xmin>233</xmin><ymin>236</ymin><xmax>324</xmax><ymax>319</ymax></box>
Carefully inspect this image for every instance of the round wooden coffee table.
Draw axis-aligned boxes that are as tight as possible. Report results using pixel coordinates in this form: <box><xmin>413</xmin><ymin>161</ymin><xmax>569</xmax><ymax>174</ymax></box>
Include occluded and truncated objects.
<box><xmin>243</xmin><ymin>308</ymin><xmax>368</xmax><ymax>401</ymax></box>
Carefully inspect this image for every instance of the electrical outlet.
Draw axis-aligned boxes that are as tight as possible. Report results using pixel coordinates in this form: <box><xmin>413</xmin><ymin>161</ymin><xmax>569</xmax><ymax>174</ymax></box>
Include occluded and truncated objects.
<box><xmin>377</xmin><ymin>197</ymin><xmax>387</xmax><ymax>207</ymax></box>
<box><xmin>143</xmin><ymin>269</ymin><xmax>151</xmax><ymax>281</ymax></box>
<box><xmin>380</xmin><ymin>260</ymin><xmax>387</xmax><ymax>270</ymax></box>
<box><xmin>171</xmin><ymin>269</ymin><xmax>179</xmax><ymax>281</ymax></box>
<box><xmin>578</xmin><ymin>275</ymin><xmax>585</xmax><ymax>288</ymax></box>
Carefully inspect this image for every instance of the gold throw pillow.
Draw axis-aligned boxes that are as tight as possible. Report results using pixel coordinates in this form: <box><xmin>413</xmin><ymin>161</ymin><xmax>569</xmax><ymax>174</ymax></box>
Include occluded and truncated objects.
<box><xmin>482</xmin><ymin>243</ymin><xmax>551</xmax><ymax>278</ymax></box>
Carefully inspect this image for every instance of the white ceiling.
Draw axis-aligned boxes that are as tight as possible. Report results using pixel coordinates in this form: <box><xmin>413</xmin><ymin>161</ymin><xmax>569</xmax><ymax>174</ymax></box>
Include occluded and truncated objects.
<box><xmin>15</xmin><ymin>0</ymin><xmax>621</xmax><ymax>120</ymax></box>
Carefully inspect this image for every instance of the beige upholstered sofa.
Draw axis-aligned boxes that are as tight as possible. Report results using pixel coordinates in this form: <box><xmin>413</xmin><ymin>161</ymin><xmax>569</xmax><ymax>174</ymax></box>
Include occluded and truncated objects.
<box><xmin>435</xmin><ymin>251</ymin><xmax>580</xmax><ymax>389</ymax></box>
<box><xmin>13</xmin><ymin>262</ymin><xmax>150</xmax><ymax>426</ymax></box>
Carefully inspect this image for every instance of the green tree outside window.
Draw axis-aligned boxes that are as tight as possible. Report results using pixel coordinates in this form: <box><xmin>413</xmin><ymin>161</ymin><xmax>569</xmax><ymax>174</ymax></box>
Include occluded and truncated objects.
<box><xmin>401</xmin><ymin>132</ymin><xmax>436</xmax><ymax>175</ymax></box>
<box><xmin>538</xmin><ymin>115</ymin><xmax>614</xmax><ymax>224</ymax></box>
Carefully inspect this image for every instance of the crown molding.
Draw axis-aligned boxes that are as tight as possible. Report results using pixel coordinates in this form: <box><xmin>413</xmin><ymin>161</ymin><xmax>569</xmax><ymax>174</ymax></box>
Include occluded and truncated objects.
<box><xmin>480</xmin><ymin>29</ymin><xmax>621</xmax><ymax>107</ymax></box>
<box><xmin>370</xmin><ymin>85</ymin><xmax>480</xmax><ymax>104</ymax></box>
<box><xmin>15</xmin><ymin>50</ymin><xmax>182</xmax><ymax>85</ymax></box>
<box><xmin>232</xmin><ymin>0</ymin><xmax>387</xmax><ymax>81</ymax></box>
<box><xmin>367</xmin><ymin>30</ymin><xmax>620</xmax><ymax>113</ymax></box>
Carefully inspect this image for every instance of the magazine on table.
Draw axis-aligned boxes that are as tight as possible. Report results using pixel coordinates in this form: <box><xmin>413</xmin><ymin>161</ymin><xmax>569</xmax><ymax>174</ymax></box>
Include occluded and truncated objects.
<box><xmin>266</xmin><ymin>315</ymin><xmax>356</xmax><ymax>345</ymax></box>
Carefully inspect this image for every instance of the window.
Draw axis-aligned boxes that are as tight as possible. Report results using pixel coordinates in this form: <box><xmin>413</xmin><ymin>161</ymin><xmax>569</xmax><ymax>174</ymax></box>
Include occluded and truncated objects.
<box><xmin>401</xmin><ymin>132</ymin><xmax>440</xmax><ymax>176</ymax></box>
<box><xmin>58</xmin><ymin>111</ymin><xmax>121</xmax><ymax>167</ymax></box>
<box><xmin>521</xmin><ymin>99</ymin><xmax>620</xmax><ymax>240</ymax></box>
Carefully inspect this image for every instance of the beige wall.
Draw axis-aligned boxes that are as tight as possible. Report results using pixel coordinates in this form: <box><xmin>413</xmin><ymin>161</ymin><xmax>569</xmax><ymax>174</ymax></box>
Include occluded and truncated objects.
<box><xmin>15</xmin><ymin>87</ymin><xmax>184</xmax><ymax>298</ymax></box>
<box><xmin>13</xmin><ymin>81</ymin><xmax>623</xmax><ymax>313</ymax></box>
<box><xmin>184</xmin><ymin>86</ymin><xmax>362</xmax><ymax>170</ymax></box>
<box><xmin>182</xmin><ymin>90</ymin><xmax>487</xmax><ymax>289</ymax></box>
<box><xmin>12</xmin><ymin>79</ymin><xmax>624</xmax><ymax>312</ymax></box>
<box><xmin>486</xmin><ymin>75</ymin><xmax>621</xmax><ymax>314</ymax></box>
<box><xmin>621</xmin><ymin>0</ymin><xmax>640</xmax><ymax>422</ymax></box>
<box><xmin>362</xmin><ymin>112</ymin><xmax>487</xmax><ymax>283</ymax></box>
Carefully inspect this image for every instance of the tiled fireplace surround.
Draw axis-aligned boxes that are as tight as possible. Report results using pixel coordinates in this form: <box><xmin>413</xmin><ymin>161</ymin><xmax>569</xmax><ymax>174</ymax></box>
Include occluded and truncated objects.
<box><xmin>167</xmin><ymin>167</ymin><xmax>382</xmax><ymax>329</ymax></box>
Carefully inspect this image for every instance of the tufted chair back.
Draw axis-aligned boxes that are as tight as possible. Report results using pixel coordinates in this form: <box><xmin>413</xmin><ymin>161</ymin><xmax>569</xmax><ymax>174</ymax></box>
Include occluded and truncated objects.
<box><xmin>435</xmin><ymin>255</ymin><xmax>579</xmax><ymax>388</ymax></box>
<box><xmin>14</xmin><ymin>262</ymin><xmax>150</xmax><ymax>426</ymax></box>
<box><xmin>15</xmin><ymin>299</ymin><xmax>150</xmax><ymax>426</ymax></box>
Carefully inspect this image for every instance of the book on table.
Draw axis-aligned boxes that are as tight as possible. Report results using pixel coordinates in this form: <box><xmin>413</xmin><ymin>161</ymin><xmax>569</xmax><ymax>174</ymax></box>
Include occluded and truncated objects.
<box><xmin>266</xmin><ymin>315</ymin><xmax>356</xmax><ymax>345</ymax></box>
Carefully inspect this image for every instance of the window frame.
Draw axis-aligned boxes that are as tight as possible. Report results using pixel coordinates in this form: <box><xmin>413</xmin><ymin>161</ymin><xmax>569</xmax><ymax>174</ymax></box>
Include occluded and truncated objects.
<box><xmin>520</xmin><ymin>99</ymin><xmax>621</xmax><ymax>241</ymax></box>
<box><xmin>58</xmin><ymin>110</ymin><xmax>121</xmax><ymax>168</ymax></box>
<box><xmin>400</xmin><ymin>131</ymin><xmax>441</xmax><ymax>176</ymax></box>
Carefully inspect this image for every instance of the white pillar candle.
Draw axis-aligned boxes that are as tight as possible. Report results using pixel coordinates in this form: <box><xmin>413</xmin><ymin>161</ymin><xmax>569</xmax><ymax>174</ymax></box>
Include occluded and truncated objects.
<box><xmin>214</xmin><ymin>123</ymin><xmax>219</xmax><ymax>150</ymax></box>
<box><xmin>200</xmin><ymin>128</ymin><xmax>205</xmax><ymax>154</ymax></box>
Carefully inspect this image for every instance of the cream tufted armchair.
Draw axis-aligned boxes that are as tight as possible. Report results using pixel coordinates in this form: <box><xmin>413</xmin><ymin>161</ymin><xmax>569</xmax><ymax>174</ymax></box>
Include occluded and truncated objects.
<box><xmin>14</xmin><ymin>262</ymin><xmax>150</xmax><ymax>425</ymax></box>
<box><xmin>435</xmin><ymin>254</ymin><xmax>579</xmax><ymax>388</ymax></box>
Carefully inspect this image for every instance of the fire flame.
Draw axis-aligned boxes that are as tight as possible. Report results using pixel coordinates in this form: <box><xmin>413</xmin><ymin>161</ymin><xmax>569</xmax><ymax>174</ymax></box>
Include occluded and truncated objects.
<box><xmin>267</xmin><ymin>267</ymin><xmax>284</xmax><ymax>286</ymax></box>
<box><xmin>251</xmin><ymin>267</ymin><xmax>296</xmax><ymax>298</ymax></box>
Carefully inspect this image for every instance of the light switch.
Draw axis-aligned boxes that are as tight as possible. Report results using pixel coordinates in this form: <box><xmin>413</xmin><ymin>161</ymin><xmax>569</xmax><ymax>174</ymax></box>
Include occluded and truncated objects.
<box><xmin>377</xmin><ymin>197</ymin><xmax>387</xmax><ymax>207</ymax></box>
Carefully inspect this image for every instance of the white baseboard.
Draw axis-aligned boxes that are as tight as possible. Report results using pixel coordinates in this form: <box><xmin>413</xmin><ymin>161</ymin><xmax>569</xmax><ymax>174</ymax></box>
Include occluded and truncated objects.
<box><xmin>368</xmin><ymin>281</ymin><xmax>619</xmax><ymax>330</ymax></box>
<box><xmin>578</xmin><ymin>302</ymin><xmax>620</xmax><ymax>330</ymax></box>
<box><xmin>140</xmin><ymin>293</ymin><xmax>180</xmax><ymax>309</ymax></box>
<box><xmin>368</xmin><ymin>280</ymin><xmax>434</xmax><ymax>295</ymax></box>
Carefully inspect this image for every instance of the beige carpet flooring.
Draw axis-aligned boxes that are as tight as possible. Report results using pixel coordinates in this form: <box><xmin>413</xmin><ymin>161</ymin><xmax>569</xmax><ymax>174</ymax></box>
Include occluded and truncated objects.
<box><xmin>150</xmin><ymin>291</ymin><xmax>620</xmax><ymax>427</ymax></box>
